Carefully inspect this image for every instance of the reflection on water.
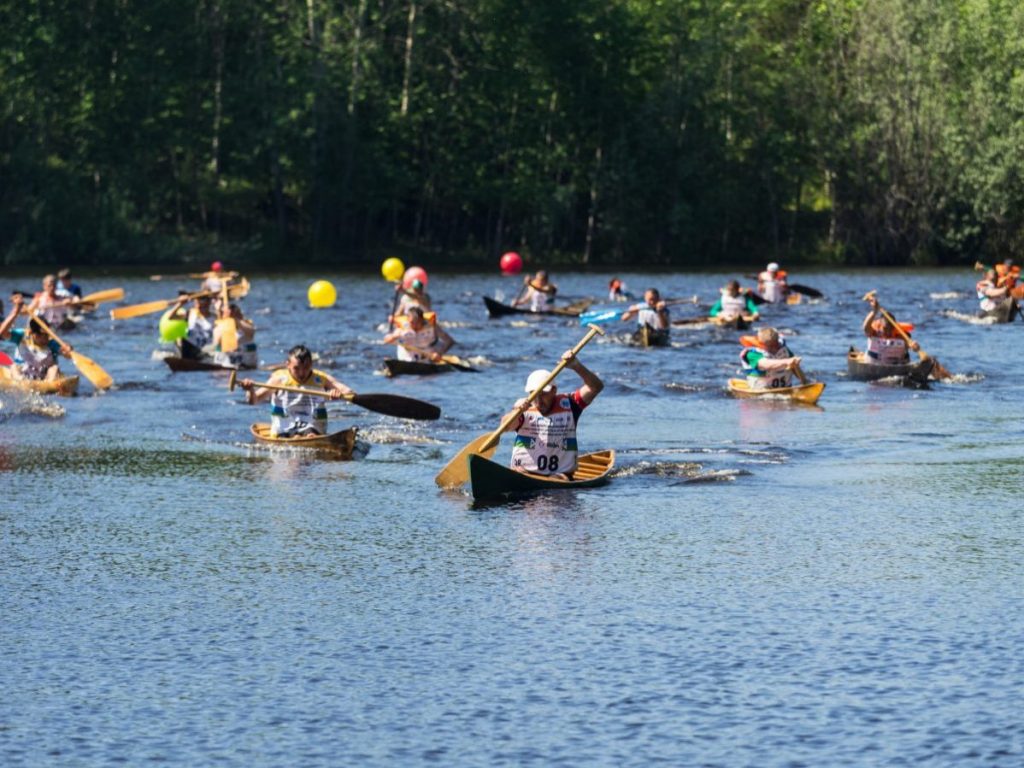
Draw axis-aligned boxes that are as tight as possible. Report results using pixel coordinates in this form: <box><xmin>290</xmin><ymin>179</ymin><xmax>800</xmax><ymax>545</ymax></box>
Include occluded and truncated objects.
<box><xmin>2</xmin><ymin>271</ymin><xmax>1023</xmax><ymax>766</ymax></box>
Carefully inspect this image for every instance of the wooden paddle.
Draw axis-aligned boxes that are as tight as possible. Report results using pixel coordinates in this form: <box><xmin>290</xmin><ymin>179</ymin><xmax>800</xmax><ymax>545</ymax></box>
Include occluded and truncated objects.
<box><xmin>30</xmin><ymin>313</ymin><xmax>113</xmax><ymax>390</ymax></box>
<box><xmin>862</xmin><ymin>291</ymin><xmax>952</xmax><ymax>379</ymax></box>
<box><xmin>111</xmin><ymin>279</ymin><xmax>249</xmax><ymax>320</ymax></box>
<box><xmin>216</xmin><ymin>282</ymin><xmax>238</xmax><ymax>353</ymax></box>
<box><xmin>439</xmin><ymin>354</ymin><xmax>480</xmax><ymax>372</ymax></box>
<box><xmin>77</xmin><ymin>288</ymin><xmax>125</xmax><ymax>305</ymax></box>
<box><xmin>228</xmin><ymin>370</ymin><xmax>440</xmax><ymax>420</ymax></box>
<box><xmin>435</xmin><ymin>323</ymin><xmax>605</xmax><ymax>489</ymax></box>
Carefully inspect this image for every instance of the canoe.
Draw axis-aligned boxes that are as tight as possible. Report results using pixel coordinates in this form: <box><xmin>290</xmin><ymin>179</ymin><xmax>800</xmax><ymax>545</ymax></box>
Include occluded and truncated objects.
<box><xmin>630</xmin><ymin>325</ymin><xmax>671</xmax><ymax>347</ymax></box>
<box><xmin>249</xmin><ymin>423</ymin><xmax>357</xmax><ymax>458</ymax></box>
<box><xmin>981</xmin><ymin>297</ymin><xmax>1018</xmax><ymax>323</ymax></box>
<box><xmin>846</xmin><ymin>350</ymin><xmax>934</xmax><ymax>383</ymax></box>
<box><xmin>468</xmin><ymin>450</ymin><xmax>615</xmax><ymax>500</ymax></box>
<box><xmin>0</xmin><ymin>367</ymin><xmax>79</xmax><ymax>396</ymax></box>
<box><xmin>164</xmin><ymin>356</ymin><xmax>241</xmax><ymax>372</ymax></box>
<box><xmin>727</xmin><ymin>378</ymin><xmax>825</xmax><ymax>405</ymax></box>
<box><xmin>383</xmin><ymin>358</ymin><xmax>454</xmax><ymax>377</ymax></box>
<box><xmin>483</xmin><ymin>296</ymin><xmax>593</xmax><ymax>318</ymax></box>
<box><xmin>710</xmin><ymin>315</ymin><xmax>753</xmax><ymax>331</ymax></box>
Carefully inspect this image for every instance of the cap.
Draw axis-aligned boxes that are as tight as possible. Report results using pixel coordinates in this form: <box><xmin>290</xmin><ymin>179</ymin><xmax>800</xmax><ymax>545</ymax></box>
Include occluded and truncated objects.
<box><xmin>766</xmin><ymin>262</ymin><xmax>779</xmax><ymax>272</ymax></box>
<box><xmin>525</xmin><ymin>369</ymin><xmax>555</xmax><ymax>394</ymax></box>
<box><xmin>211</xmin><ymin>261</ymin><xmax>223</xmax><ymax>272</ymax></box>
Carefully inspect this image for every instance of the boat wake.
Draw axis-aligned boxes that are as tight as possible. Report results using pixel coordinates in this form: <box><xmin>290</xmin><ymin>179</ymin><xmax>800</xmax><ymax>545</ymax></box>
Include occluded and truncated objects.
<box><xmin>930</xmin><ymin>291</ymin><xmax>966</xmax><ymax>300</ymax></box>
<box><xmin>940</xmin><ymin>309</ymin><xmax>1000</xmax><ymax>325</ymax></box>
<box><xmin>0</xmin><ymin>392</ymin><xmax>66</xmax><ymax>419</ymax></box>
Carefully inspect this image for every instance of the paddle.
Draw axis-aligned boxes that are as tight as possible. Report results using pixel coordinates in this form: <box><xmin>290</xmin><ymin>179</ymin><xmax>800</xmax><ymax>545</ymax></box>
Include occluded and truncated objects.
<box><xmin>387</xmin><ymin>285</ymin><xmax>402</xmax><ymax>331</ymax></box>
<box><xmin>580</xmin><ymin>297</ymin><xmax>698</xmax><ymax>326</ymax></box>
<box><xmin>79</xmin><ymin>288</ymin><xmax>125</xmax><ymax>305</ymax></box>
<box><xmin>789</xmin><ymin>284</ymin><xmax>823</xmax><ymax>299</ymax></box>
<box><xmin>862</xmin><ymin>291</ymin><xmax>952</xmax><ymax>380</ymax></box>
<box><xmin>111</xmin><ymin>279</ymin><xmax>249</xmax><ymax>320</ymax></box>
<box><xmin>435</xmin><ymin>323</ymin><xmax>605</xmax><ymax>489</ymax></box>
<box><xmin>439</xmin><ymin>354</ymin><xmax>480</xmax><ymax>372</ymax></box>
<box><xmin>791</xmin><ymin>361</ymin><xmax>809</xmax><ymax>385</ymax></box>
<box><xmin>228</xmin><ymin>370</ymin><xmax>440</xmax><ymax>420</ymax></box>
<box><xmin>30</xmin><ymin>313</ymin><xmax>114</xmax><ymax>390</ymax></box>
<box><xmin>216</xmin><ymin>282</ymin><xmax>238</xmax><ymax>353</ymax></box>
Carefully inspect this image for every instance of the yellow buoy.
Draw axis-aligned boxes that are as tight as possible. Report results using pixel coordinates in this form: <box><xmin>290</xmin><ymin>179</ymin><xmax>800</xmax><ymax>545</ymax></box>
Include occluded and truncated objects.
<box><xmin>308</xmin><ymin>280</ymin><xmax>337</xmax><ymax>308</ymax></box>
<box><xmin>381</xmin><ymin>257</ymin><xmax>405</xmax><ymax>282</ymax></box>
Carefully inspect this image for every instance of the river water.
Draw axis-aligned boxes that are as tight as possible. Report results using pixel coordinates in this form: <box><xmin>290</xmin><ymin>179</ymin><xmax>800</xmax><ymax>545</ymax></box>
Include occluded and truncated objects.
<box><xmin>2</xmin><ymin>270</ymin><xmax>1021</xmax><ymax>766</ymax></box>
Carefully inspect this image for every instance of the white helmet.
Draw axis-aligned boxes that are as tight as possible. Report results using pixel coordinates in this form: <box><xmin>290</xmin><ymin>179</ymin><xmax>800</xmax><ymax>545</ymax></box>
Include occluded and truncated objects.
<box><xmin>525</xmin><ymin>369</ymin><xmax>555</xmax><ymax>393</ymax></box>
<box><xmin>766</xmin><ymin>262</ymin><xmax>780</xmax><ymax>272</ymax></box>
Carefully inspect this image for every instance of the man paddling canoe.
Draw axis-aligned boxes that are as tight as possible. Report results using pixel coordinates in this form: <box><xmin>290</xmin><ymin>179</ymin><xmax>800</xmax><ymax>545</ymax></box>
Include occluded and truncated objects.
<box><xmin>756</xmin><ymin>262</ymin><xmax>790</xmax><ymax>303</ymax></box>
<box><xmin>710</xmin><ymin>280</ymin><xmax>760</xmax><ymax>323</ymax></box>
<box><xmin>513</xmin><ymin>270</ymin><xmax>558</xmax><ymax>312</ymax></box>
<box><xmin>976</xmin><ymin>268</ymin><xmax>1011</xmax><ymax>314</ymax></box>
<box><xmin>862</xmin><ymin>294</ymin><xmax>918</xmax><ymax>364</ymax></box>
<box><xmin>497</xmin><ymin>349</ymin><xmax>604</xmax><ymax>479</ymax></box>
<box><xmin>621</xmin><ymin>288</ymin><xmax>671</xmax><ymax>345</ymax></box>
<box><xmin>0</xmin><ymin>294</ymin><xmax>74</xmax><ymax>382</ymax></box>
<box><xmin>238</xmin><ymin>344</ymin><xmax>352</xmax><ymax>437</ymax></box>
<box><xmin>212</xmin><ymin>303</ymin><xmax>258</xmax><ymax>369</ymax></box>
<box><xmin>739</xmin><ymin>327</ymin><xmax>802</xmax><ymax>390</ymax></box>
<box><xmin>170</xmin><ymin>292</ymin><xmax>217</xmax><ymax>359</ymax></box>
<box><xmin>55</xmin><ymin>268</ymin><xmax>83</xmax><ymax>300</ymax></box>
<box><xmin>382</xmin><ymin>306</ymin><xmax>455</xmax><ymax>362</ymax></box>
<box><xmin>28</xmin><ymin>274</ymin><xmax>80</xmax><ymax>330</ymax></box>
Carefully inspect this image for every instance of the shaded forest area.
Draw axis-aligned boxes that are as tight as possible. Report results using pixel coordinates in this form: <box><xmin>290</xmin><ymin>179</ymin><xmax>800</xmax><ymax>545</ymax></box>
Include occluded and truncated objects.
<box><xmin>3</xmin><ymin>0</ymin><xmax>1023</xmax><ymax>268</ymax></box>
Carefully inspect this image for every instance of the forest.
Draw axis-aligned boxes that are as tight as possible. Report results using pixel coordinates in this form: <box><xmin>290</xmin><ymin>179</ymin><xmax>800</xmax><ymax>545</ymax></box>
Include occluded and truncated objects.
<box><xmin>2</xmin><ymin>0</ymin><xmax>1023</xmax><ymax>268</ymax></box>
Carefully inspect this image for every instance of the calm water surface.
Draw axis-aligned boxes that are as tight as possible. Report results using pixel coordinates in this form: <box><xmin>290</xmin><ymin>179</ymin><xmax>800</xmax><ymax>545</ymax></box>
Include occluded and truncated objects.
<box><xmin>2</xmin><ymin>270</ymin><xmax>1022</xmax><ymax>766</ymax></box>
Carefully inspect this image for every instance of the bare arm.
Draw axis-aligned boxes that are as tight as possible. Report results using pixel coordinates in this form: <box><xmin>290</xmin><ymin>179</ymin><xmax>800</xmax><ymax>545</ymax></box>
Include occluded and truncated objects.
<box><xmin>0</xmin><ymin>295</ymin><xmax>22</xmax><ymax>339</ymax></box>
<box><xmin>565</xmin><ymin>352</ymin><xmax>603</xmax><ymax>405</ymax></box>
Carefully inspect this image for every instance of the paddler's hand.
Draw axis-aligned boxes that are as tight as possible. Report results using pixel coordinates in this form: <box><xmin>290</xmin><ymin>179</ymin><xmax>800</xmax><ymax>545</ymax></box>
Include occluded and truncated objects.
<box><xmin>10</xmin><ymin>293</ymin><xmax>23</xmax><ymax>309</ymax></box>
<box><xmin>561</xmin><ymin>349</ymin><xmax>582</xmax><ymax>371</ymax></box>
<box><xmin>327</xmin><ymin>387</ymin><xmax>349</xmax><ymax>400</ymax></box>
<box><xmin>787</xmin><ymin>357</ymin><xmax>803</xmax><ymax>370</ymax></box>
<box><xmin>909</xmin><ymin>341</ymin><xmax>920</xmax><ymax>352</ymax></box>
<box><xmin>428</xmin><ymin>351</ymin><xmax>442</xmax><ymax>362</ymax></box>
<box><xmin>60</xmin><ymin>343</ymin><xmax>73</xmax><ymax>357</ymax></box>
<box><xmin>655</xmin><ymin>300</ymin><xmax>667</xmax><ymax>311</ymax></box>
<box><xmin>238</xmin><ymin>378</ymin><xmax>255</xmax><ymax>392</ymax></box>
<box><xmin>868</xmin><ymin>296</ymin><xmax>879</xmax><ymax>310</ymax></box>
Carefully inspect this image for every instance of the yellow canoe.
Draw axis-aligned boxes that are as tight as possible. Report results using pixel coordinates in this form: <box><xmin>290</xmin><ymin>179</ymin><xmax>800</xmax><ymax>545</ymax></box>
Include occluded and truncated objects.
<box><xmin>249</xmin><ymin>423</ymin><xmax>357</xmax><ymax>458</ymax></box>
<box><xmin>727</xmin><ymin>378</ymin><xmax>824</xmax><ymax>405</ymax></box>
<box><xmin>0</xmin><ymin>367</ymin><xmax>79</xmax><ymax>396</ymax></box>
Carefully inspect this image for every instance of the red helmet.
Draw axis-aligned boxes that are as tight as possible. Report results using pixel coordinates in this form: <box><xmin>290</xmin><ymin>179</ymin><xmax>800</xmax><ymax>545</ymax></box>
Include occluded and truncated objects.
<box><xmin>211</xmin><ymin>261</ymin><xmax>223</xmax><ymax>272</ymax></box>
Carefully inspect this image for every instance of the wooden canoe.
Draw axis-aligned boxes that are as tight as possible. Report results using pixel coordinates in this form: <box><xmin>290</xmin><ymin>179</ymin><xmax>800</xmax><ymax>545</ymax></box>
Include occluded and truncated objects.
<box><xmin>0</xmin><ymin>367</ymin><xmax>79</xmax><ymax>396</ymax></box>
<box><xmin>710</xmin><ymin>315</ymin><xmax>753</xmax><ymax>331</ymax></box>
<box><xmin>483</xmin><ymin>296</ymin><xmax>593</xmax><ymax>318</ymax></box>
<box><xmin>249</xmin><ymin>423</ymin><xmax>357</xmax><ymax>458</ymax></box>
<box><xmin>727</xmin><ymin>378</ymin><xmax>825</xmax><ymax>405</ymax></box>
<box><xmin>468</xmin><ymin>450</ymin><xmax>615</xmax><ymax>500</ymax></box>
<box><xmin>630</xmin><ymin>325</ymin><xmax>671</xmax><ymax>347</ymax></box>
<box><xmin>164</xmin><ymin>356</ymin><xmax>254</xmax><ymax>372</ymax></box>
<box><xmin>981</xmin><ymin>297</ymin><xmax>1018</xmax><ymax>323</ymax></box>
<box><xmin>383</xmin><ymin>358</ymin><xmax>454</xmax><ymax>377</ymax></box>
<box><xmin>846</xmin><ymin>350</ymin><xmax>934</xmax><ymax>383</ymax></box>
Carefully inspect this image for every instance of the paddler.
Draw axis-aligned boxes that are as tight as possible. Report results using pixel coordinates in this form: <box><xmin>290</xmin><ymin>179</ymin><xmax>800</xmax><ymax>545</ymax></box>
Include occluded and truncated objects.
<box><xmin>621</xmin><ymin>288</ymin><xmax>671</xmax><ymax>344</ymax></box>
<box><xmin>756</xmin><ymin>262</ymin><xmax>790</xmax><ymax>303</ymax></box>
<box><xmin>498</xmin><ymin>349</ymin><xmax>604</xmax><ymax>479</ymax></box>
<box><xmin>382</xmin><ymin>306</ymin><xmax>454</xmax><ymax>362</ymax></box>
<box><xmin>976</xmin><ymin>268</ymin><xmax>1009</xmax><ymax>314</ymax></box>
<box><xmin>238</xmin><ymin>345</ymin><xmax>352</xmax><ymax>437</ymax></box>
<box><xmin>28</xmin><ymin>274</ymin><xmax>79</xmax><ymax>331</ymax></box>
<box><xmin>393</xmin><ymin>278</ymin><xmax>432</xmax><ymax>319</ymax></box>
<box><xmin>862</xmin><ymin>295</ymin><xmax>918</xmax><ymax>364</ymax></box>
<box><xmin>171</xmin><ymin>292</ymin><xmax>216</xmax><ymax>359</ymax></box>
<box><xmin>739</xmin><ymin>327</ymin><xmax>802</xmax><ymax>390</ymax></box>
<box><xmin>710</xmin><ymin>280</ymin><xmax>760</xmax><ymax>322</ymax></box>
<box><xmin>212</xmin><ymin>303</ymin><xmax>258</xmax><ymax>369</ymax></box>
<box><xmin>608</xmin><ymin>278</ymin><xmax>633</xmax><ymax>302</ymax></box>
<box><xmin>201</xmin><ymin>261</ymin><xmax>226</xmax><ymax>293</ymax></box>
<box><xmin>0</xmin><ymin>294</ymin><xmax>73</xmax><ymax>381</ymax></box>
<box><xmin>55</xmin><ymin>268</ymin><xmax>83</xmax><ymax>300</ymax></box>
<box><xmin>513</xmin><ymin>270</ymin><xmax>558</xmax><ymax>312</ymax></box>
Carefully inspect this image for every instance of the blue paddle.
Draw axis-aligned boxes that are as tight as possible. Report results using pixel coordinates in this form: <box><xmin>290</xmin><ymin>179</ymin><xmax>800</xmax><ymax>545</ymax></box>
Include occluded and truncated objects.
<box><xmin>579</xmin><ymin>297</ymin><xmax>700</xmax><ymax>326</ymax></box>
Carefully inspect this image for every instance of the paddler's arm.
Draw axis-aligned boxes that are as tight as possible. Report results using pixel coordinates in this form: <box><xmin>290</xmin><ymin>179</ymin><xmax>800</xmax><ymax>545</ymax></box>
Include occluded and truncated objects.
<box><xmin>564</xmin><ymin>350</ymin><xmax>603</xmax><ymax>405</ymax></box>
<box><xmin>0</xmin><ymin>294</ymin><xmax>23</xmax><ymax>339</ymax></box>
<box><xmin>745</xmin><ymin>296</ymin><xmax>760</xmax><ymax>317</ymax></box>
<box><xmin>708</xmin><ymin>297</ymin><xmax>723</xmax><ymax>317</ymax></box>
<box><xmin>432</xmin><ymin>326</ymin><xmax>455</xmax><ymax>358</ymax></box>
<box><xmin>862</xmin><ymin>296</ymin><xmax>880</xmax><ymax>335</ymax></box>
<box><xmin>758</xmin><ymin>355</ymin><xmax>802</xmax><ymax>372</ymax></box>
<box><xmin>237</xmin><ymin>378</ymin><xmax>272</xmax><ymax>404</ymax></box>
<box><xmin>320</xmin><ymin>371</ymin><xmax>353</xmax><ymax>400</ymax></box>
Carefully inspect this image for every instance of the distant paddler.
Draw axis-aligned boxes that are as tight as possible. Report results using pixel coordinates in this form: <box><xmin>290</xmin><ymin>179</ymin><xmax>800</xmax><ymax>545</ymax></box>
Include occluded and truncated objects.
<box><xmin>395</xmin><ymin>279</ymin><xmax>432</xmax><ymax>316</ymax></box>
<box><xmin>710</xmin><ymin>280</ymin><xmax>760</xmax><ymax>323</ymax></box>
<box><xmin>498</xmin><ymin>349</ymin><xmax>604</xmax><ymax>479</ymax></box>
<box><xmin>756</xmin><ymin>262</ymin><xmax>789</xmax><ymax>304</ymax></box>
<box><xmin>382</xmin><ymin>306</ymin><xmax>455</xmax><ymax>362</ymax></box>
<box><xmin>0</xmin><ymin>294</ymin><xmax>74</xmax><ymax>382</ymax></box>
<box><xmin>54</xmin><ymin>268</ymin><xmax>83</xmax><ymax>300</ymax></box>
<box><xmin>608</xmin><ymin>278</ymin><xmax>634</xmax><ymax>302</ymax></box>
<box><xmin>862</xmin><ymin>294</ymin><xmax>918</xmax><ymax>364</ymax></box>
<box><xmin>237</xmin><ymin>344</ymin><xmax>353</xmax><ymax>438</ymax></box>
<box><xmin>211</xmin><ymin>303</ymin><xmax>258</xmax><ymax>369</ymax></box>
<box><xmin>620</xmin><ymin>288</ymin><xmax>671</xmax><ymax>346</ymax></box>
<box><xmin>168</xmin><ymin>291</ymin><xmax>217</xmax><ymax>360</ymax></box>
<box><xmin>513</xmin><ymin>270</ymin><xmax>558</xmax><ymax>312</ymax></box>
<box><xmin>975</xmin><ymin>267</ymin><xmax>1012</xmax><ymax>315</ymax></box>
<box><xmin>739</xmin><ymin>327</ymin><xmax>803</xmax><ymax>390</ymax></box>
<box><xmin>27</xmin><ymin>274</ymin><xmax>80</xmax><ymax>331</ymax></box>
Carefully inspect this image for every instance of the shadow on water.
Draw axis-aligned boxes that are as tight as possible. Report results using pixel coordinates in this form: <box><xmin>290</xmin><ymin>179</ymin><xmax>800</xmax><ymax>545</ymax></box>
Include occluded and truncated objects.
<box><xmin>0</xmin><ymin>444</ymin><xmax>268</xmax><ymax>477</ymax></box>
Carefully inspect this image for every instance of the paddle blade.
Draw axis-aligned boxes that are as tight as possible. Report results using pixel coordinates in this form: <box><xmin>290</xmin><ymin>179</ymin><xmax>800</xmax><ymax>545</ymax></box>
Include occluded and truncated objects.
<box><xmin>350</xmin><ymin>393</ymin><xmax>440</xmax><ymax>420</ymax></box>
<box><xmin>439</xmin><ymin>355</ymin><xmax>480</xmax><ymax>372</ymax></box>
<box><xmin>435</xmin><ymin>433</ymin><xmax>501</xmax><ymax>489</ymax></box>
<box><xmin>111</xmin><ymin>299</ymin><xmax>173</xmax><ymax>319</ymax></box>
<box><xmin>70</xmin><ymin>350</ymin><xmax>113</xmax><ymax>390</ymax></box>
<box><xmin>789</xmin><ymin>284</ymin><xmax>823</xmax><ymax>299</ymax></box>
<box><xmin>579</xmin><ymin>308</ymin><xmax>625</xmax><ymax>326</ymax></box>
<box><xmin>931</xmin><ymin>358</ymin><xmax>954</xmax><ymax>380</ymax></box>
<box><xmin>217</xmin><ymin>318</ymin><xmax>238</xmax><ymax>352</ymax></box>
<box><xmin>80</xmin><ymin>288</ymin><xmax>125</xmax><ymax>305</ymax></box>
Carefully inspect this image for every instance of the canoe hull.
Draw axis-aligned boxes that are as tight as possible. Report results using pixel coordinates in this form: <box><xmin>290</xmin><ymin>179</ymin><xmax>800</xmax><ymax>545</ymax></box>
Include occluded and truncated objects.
<box><xmin>0</xmin><ymin>368</ymin><xmax>79</xmax><ymax>396</ymax></box>
<box><xmin>728</xmin><ymin>378</ymin><xmax>825</xmax><ymax>405</ymax></box>
<box><xmin>846</xmin><ymin>351</ymin><xmax>934</xmax><ymax>383</ymax></box>
<box><xmin>631</xmin><ymin>325</ymin><xmax>671</xmax><ymax>347</ymax></box>
<box><xmin>982</xmin><ymin>297</ymin><xmax>1017</xmax><ymax>323</ymax></box>
<box><xmin>483</xmin><ymin>296</ymin><xmax>591</xmax><ymax>318</ymax></box>
<box><xmin>710</xmin><ymin>315</ymin><xmax>753</xmax><ymax>331</ymax></box>
<box><xmin>468</xmin><ymin>450</ymin><xmax>615</xmax><ymax>500</ymax></box>
<box><xmin>383</xmin><ymin>359</ymin><xmax>453</xmax><ymax>377</ymax></box>
<box><xmin>249</xmin><ymin>423</ymin><xmax>357</xmax><ymax>458</ymax></box>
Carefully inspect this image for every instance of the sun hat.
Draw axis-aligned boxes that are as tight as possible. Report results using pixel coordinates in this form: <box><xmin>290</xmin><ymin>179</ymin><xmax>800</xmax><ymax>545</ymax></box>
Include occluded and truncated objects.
<box><xmin>766</xmin><ymin>262</ymin><xmax>779</xmax><ymax>272</ymax></box>
<box><xmin>525</xmin><ymin>369</ymin><xmax>555</xmax><ymax>394</ymax></box>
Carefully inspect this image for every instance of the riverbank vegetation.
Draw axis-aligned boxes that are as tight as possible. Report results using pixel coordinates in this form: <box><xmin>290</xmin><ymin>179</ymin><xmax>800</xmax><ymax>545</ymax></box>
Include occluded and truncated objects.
<box><xmin>3</xmin><ymin>0</ymin><xmax>1022</xmax><ymax>267</ymax></box>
